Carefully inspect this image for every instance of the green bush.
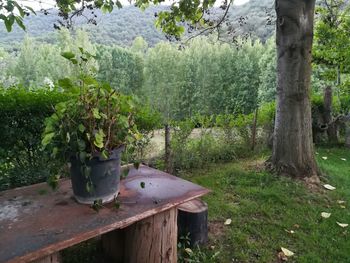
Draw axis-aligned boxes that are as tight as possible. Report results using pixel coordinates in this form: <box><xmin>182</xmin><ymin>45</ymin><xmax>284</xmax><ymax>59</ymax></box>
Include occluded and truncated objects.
<box><xmin>0</xmin><ymin>88</ymin><xmax>68</xmax><ymax>190</ymax></box>
<box><xmin>0</xmin><ymin>88</ymin><xmax>161</xmax><ymax>190</ymax></box>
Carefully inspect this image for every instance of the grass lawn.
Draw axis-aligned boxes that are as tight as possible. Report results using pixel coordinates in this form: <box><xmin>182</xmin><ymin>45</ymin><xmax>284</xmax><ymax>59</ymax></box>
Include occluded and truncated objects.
<box><xmin>180</xmin><ymin>147</ymin><xmax>350</xmax><ymax>262</ymax></box>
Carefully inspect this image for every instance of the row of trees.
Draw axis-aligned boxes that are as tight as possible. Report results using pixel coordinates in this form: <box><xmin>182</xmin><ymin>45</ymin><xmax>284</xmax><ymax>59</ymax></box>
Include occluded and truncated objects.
<box><xmin>0</xmin><ymin>31</ymin><xmax>277</xmax><ymax>117</ymax></box>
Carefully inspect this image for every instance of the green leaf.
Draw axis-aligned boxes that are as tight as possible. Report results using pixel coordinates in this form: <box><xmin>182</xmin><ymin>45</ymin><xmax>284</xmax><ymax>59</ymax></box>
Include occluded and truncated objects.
<box><xmin>115</xmin><ymin>0</ymin><xmax>122</xmax><ymax>8</ymax></box>
<box><xmin>78</xmin><ymin>140</ymin><xmax>86</xmax><ymax>151</ymax></box>
<box><xmin>79</xmin><ymin>151</ymin><xmax>87</xmax><ymax>162</ymax></box>
<box><xmin>92</xmin><ymin>108</ymin><xmax>101</xmax><ymax>119</ymax></box>
<box><xmin>101</xmin><ymin>4</ymin><xmax>110</xmax><ymax>13</ymax></box>
<box><xmin>66</xmin><ymin>132</ymin><xmax>71</xmax><ymax>143</ymax></box>
<box><xmin>86</xmin><ymin>181</ymin><xmax>93</xmax><ymax>193</ymax></box>
<box><xmin>101</xmin><ymin>150</ymin><xmax>109</xmax><ymax>159</ymax></box>
<box><xmin>14</xmin><ymin>16</ymin><xmax>26</xmax><ymax>31</ymax></box>
<box><xmin>4</xmin><ymin>16</ymin><xmax>15</xmax><ymax>32</ymax></box>
<box><xmin>24</xmin><ymin>6</ymin><xmax>36</xmax><ymax>15</ymax></box>
<box><xmin>70</xmin><ymin>58</ymin><xmax>78</xmax><ymax>65</ymax></box>
<box><xmin>61</xmin><ymin>51</ymin><xmax>75</xmax><ymax>60</ymax></box>
<box><xmin>78</xmin><ymin>124</ymin><xmax>85</xmax><ymax>133</ymax></box>
<box><xmin>42</xmin><ymin>132</ymin><xmax>55</xmax><ymax>147</ymax></box>
<box><xmin>121</xmin><ymin>169</ymin><xmax>129</xmax><ymax>179</ymax></box>
<box><xmin>134</xmin><ymin>161</ymin><xmax>140</xmax><ymax>169</ymax></box>
<box><xmin>114</xmin><ymin>200</ymin><xmax>121</xmax><ymax>209</ymax></box>
<box><xmin>94</xmin><ymin>129</ymin><xmax>105</xmax><ymax>149</ymax></box>
<box><xmin>58</xmin><ymin>78</ymin><xmax>73</xmax><ymax>89</ymax></box>
<box><xmin>13</xmin><ymin>2</ymin><xmax>25</xmax><ymax>17</ymax></box>
<box><xmin>47</xmin><ymin>174</ymin><xmax>60</xmax><ymax>190</ymax></box>
<box><xmin>91</xmin><ymin>199</ymin><xmax>103</xmax><ymax>212</ymax></box>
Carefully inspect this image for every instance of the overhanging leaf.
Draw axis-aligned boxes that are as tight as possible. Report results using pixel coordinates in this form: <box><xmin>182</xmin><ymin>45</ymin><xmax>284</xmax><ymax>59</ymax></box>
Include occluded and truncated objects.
<box><xmin>61</xmin><ymin>51</ymin><xmax>75</xmax><ymax>60</ymax></box>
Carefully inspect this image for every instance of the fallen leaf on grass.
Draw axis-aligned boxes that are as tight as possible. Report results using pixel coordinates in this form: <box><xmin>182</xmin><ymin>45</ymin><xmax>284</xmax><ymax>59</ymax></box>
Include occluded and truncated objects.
<box><xmin>337</xmin><ymin>200</ymin><xmax>346</xmax><ymax>204</ymax></box>
<box><xmin>340</xmin><ymin>158</ymin><xmax>347</xmax><ymax>161</ymax></box>
<box><xmin>322</xmin><ymin>156</ymin><xmax>328</xmax><ymax>160</ymax></box>
<box><xmin>324</xmin><ymin>184</ymin><xmax>336</xmax><ymax>190</ymax></box>
<box><xmin>224</xmin><ymin>219</ymin><xmax>232</xmax><ymax>225</ymax></box>
<box><xmin>284</xmin><ymin>229</ymin><xmax>295</xmax><ymax>234</ymax></box>
<box><xmin>340</xmin><ymin>205</ymin><xmax>346</xmax><ymax>209</ymax></box>
<box><xmin>281</xmin><ymin>247</ymin><xmax>294</xmax><ymax>257</ymax></box>
<box><xmin>321</xmin><ymin>212</ymin><xmax>331</xmax><ymax>218</ymax></box>
<box><xmin>336</xmin><ymin>222</ymin><xmax>348</xmax><ymax>228</ymax></box>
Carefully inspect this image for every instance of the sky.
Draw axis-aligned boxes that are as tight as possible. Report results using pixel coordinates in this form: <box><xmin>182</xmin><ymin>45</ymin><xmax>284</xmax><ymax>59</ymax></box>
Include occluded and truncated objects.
<box><xmin>19</xmin><ymin>0</ymin><xmax>251</xmax><ymax>11</ymax></box>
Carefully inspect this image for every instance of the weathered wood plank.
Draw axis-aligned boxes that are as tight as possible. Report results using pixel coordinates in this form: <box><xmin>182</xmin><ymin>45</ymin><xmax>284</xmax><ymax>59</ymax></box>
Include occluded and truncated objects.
<box><xmin>31</xmin><ymin>253</ymin><xmax>61</xmax><ymax>263</ymax></box>
<box><xmin>0</xmin><ymin>165</ymin><xmax>209</xmax><ymax>263</ymax></box>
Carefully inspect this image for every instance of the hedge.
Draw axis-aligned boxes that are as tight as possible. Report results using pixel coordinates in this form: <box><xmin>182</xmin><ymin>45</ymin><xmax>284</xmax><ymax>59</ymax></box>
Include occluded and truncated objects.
<box><xmin>0</xmin><ymin>88</ymin><xmax>69</xmax><ymax>190</ymax></box>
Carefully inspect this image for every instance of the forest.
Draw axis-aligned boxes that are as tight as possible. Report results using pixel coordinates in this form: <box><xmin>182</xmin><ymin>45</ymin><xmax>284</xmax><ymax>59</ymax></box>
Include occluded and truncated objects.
<box><xmin>0</xmin><ymin>0</ymin><xmax>275</xmax><ymax>48</ymax></box>
<box><xmin>0</xmin><ymin>0</ymin><xmax>350</xmax><ymax>262</ymax></box>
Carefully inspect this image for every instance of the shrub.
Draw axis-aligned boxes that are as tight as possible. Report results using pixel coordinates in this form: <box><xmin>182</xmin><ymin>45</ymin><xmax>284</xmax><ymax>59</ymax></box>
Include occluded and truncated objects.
<box><xmin>0</xmin><ymin>88</ymin><xmax>68</xmax><ymax>190</ymax></box>
<box><xmin>0</xmin><ymin>87</ymin><xmax>161</xmax><ymax>190</ymax></box>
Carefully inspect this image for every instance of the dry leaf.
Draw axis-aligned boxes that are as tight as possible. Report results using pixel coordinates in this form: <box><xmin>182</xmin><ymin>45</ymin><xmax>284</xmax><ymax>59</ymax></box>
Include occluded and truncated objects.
<box><xmin>281</xmin><ymin>247</ymin><xmax>294</xmax><ymax>257</ymax></box>
<box><xmin>285</xmin><ymin>229</ymin><xmax>295</xmax><ymax>234</ymax></box>
<box><xmin>337</xmin><ymin>200</ymin><xmax>346</xmax><ymax>204</ymax></box>
<box><xmin>322</xmin><ymin>156</ymin><xmax>328</xmax><ymax>160</ymax></box>
<box><xmin>340</xmin><ymin>158</ymin><xmax>347</xmax><ymax>161</ymax></box>
<box><xmin>321</xmin><ymin>212</ymin><xmax>331</xmax><ymax>218</ymax></box>
<box><xmin>323</xmin><ymin>184</ymin><xmax>336</xmax><ymax>190</ymax></box>
<box><xmin>293</xmin><ymin>224</ymin><xmax>300</xmax><ymax>229</ymax></box>
<box><xmin>185</xmin><ymin>248</ymin><xmax>193</xmax><ymax>254</ymax></box>
<box><xmin>340</xmin><ymin>205</ymin><xmax>346</xmax><ymax>209</ymax></box>
<box><xmin>224</xmin><ymin>219</ymin><xmax>232</xmax><ymax>225</ymax></box>
<box><xmin>336</xmin><ymin>222</ymin><xmax>348</xmax><ymax>228</ymax></box>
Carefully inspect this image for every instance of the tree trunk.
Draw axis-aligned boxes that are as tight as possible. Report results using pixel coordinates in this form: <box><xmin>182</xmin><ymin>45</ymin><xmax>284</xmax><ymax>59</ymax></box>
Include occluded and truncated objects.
<box><xmin>271</xmin><ymin>0</ymin><xmax>319</xmax><ymax>178</ymax></box>
<box><xmin>346</xmin><ymin>124</ymin><xmax>350</xmax><ymax>148</ymax></box>
<box><xmin>345</xmin><ymin>115</ymin><xmax>350</xmax><ymax>148</ymax></box>
<box><xmin>177</xmin><ymin>199</ymin><xmax>208</xmax><ymax>247</ymax></box>
<box><xmin>124</xmin><ymin>208</ymin><xmax>177</xmax><ymax>263</ymax></box>
<box><xmin>251</xmin><ymin>108</ymin><xmax>259</xmax><ymax>151</ymax></box>
<box><xmin>323</xmin><ymin>86</ymin><xmax>338</xmax><ymax>144</ymax></box>
<box><xmin>164</xmin><ymin>123</ymin><xmax>171</xmax><ymax>173</ymax></box>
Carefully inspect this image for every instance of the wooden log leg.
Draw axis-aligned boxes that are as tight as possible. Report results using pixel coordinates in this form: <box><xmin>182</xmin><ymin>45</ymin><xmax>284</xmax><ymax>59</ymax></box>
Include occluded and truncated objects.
<box><xmin>102</xmin><ymin>229</ymin><xmax>125</xmax><ymax>263</ymax></box>
<box><xmin>124</xmin><ymin>208</ymin><xmax>177</xmax><ymax>263</ymax></box>
<box><xmin>31</xmin><ymin>253</ymin><xmax>61</xmax><ymax>263</ymax></box>
<box><xmin>177</xmin><ymin>199</ymin><xmax>208</xmax><ymax>247</ymax></box>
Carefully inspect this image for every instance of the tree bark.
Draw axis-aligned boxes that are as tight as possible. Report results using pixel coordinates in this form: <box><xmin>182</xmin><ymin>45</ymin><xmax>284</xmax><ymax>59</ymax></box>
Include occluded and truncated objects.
<box><xmin>345</xmin><ymin>114</ymin><xmax>350</xmax><ymax>148</ymax></box>
<box><xmin>251</xmin><ymin>108</ymin><xmax>259</xmax><ymax>151</ymax></box>
<box><xmin>164</xmin><ymin>123</ymin><xmax>171</xmax><ymax>173</ymax></box>
<box><xmin>323</xmin><ymin>86</ymin><xmax>338</xmax><ymax>144</ymax></box>
<box><xmin>271</xmin><ymin>0</ymin><xmax>319</xmax><ymax>178</ymax></box>
<box><xmin>346</xmin><ymin>125</ymin><xmax>350</xmax><ymax>148</ymax></box>
<box><xmin>124</xmin><ymin>208</ymin><xmax>177</xmax><ymax>263</ymax></box>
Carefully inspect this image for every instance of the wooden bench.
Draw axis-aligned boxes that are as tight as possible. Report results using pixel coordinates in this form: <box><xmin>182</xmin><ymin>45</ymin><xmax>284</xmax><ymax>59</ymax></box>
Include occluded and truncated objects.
<box><xmin>0</xmin><ymin>165</ymin><xmax>209</xmax><ymax>263</ymax></box>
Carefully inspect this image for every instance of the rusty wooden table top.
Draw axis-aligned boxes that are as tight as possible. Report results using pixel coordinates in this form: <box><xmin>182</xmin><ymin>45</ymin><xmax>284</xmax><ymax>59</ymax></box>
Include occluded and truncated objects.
<box><xmin>0</xmin><ymin>165</ymin><xmax>209</xmax><ymax>263</ymax></box>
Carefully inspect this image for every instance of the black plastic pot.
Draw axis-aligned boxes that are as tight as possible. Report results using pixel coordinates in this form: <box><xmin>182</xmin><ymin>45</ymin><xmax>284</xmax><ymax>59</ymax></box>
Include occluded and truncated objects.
<box><xmin>70</xmin><ymin>148</ymin><xmax>123</xmax><ymax>204</ymax></box>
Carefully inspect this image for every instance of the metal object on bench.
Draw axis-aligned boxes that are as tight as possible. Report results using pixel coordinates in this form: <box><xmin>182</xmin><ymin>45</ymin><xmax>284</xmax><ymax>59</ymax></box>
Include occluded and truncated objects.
<box><xmin>0</xmin><ymin>165</ymin><xmax>210</xmax><ymax>263</ymax></box>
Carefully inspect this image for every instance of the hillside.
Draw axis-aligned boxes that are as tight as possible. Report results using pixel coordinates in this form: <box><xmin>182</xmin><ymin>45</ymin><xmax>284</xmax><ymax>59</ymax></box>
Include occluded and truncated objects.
<box><xmin>0</xmin><ymin>0</ymin><xmax>275</xmax><ymax>47</ymax></box>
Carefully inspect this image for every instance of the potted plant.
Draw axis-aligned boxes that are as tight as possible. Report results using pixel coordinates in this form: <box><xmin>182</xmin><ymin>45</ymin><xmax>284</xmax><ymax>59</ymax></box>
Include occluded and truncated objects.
<box><xmin>42</xmin><ymin>48</ymin><xmax>141</xmax><ymax>204</ymax></box>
